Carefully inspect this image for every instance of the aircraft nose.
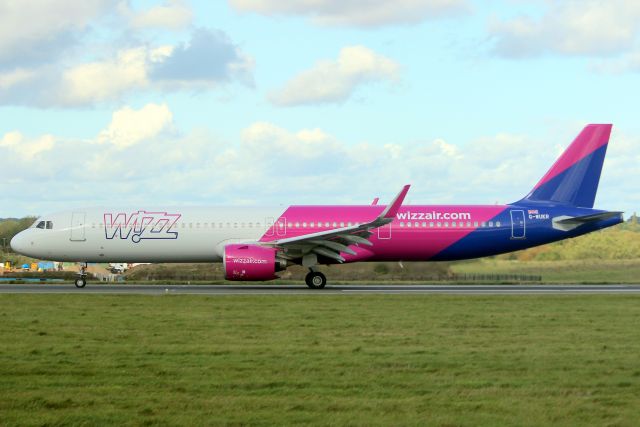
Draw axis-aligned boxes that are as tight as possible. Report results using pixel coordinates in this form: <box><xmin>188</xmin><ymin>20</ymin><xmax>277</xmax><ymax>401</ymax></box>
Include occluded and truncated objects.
<box><xmin>10</xmin><ymin>232</ymin><xmax>28</xmax><ymax>254</ymax></box>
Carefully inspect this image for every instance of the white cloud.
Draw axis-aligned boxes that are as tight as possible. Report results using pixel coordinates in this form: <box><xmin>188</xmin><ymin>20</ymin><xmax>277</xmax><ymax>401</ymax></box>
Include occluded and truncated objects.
<box><xmin>229</xmin><ymin>0</ymin><xmax>469</xmax><ymax>28</ymax></box>
<box><xmin>0</xmin><ymin>132</ymin><xmax>55</xmax><ymax>160</ymax></box>
<box><xmin>0</xmin><ymin>0</ymin><xmax>191</xmax><ymax>69</ymax></box>
<box><xmin>1</xmin><ymin>118</ymin><xmax>637</xmax><ymax>216</ymax></box>
<box><xmin>149</xmin><ymin>28</ymin><xmax>255</xmax><ymax>88</ymax></box>
<box><xmin>0</xmin><ymin>0</ymin><xmax>250</xmax><ymax>109</ymax></box>
<box><xmin>125</xmin><ymin>0</ymin><xmax>192</xmax><ymax>30</ymax></box>
<box><xmin>269</xmin><ymin>46</ymin><xmax>400</xmax><ymax>106</ymax></box>
<box><xmin>98</xmin><ymin>103</ymin><xmax>174</xmax><ymax>148</ymax></box>
<box><xmin>490</xmin><ymin>0</ymin><xmax>640</xmax><ymax>58</ymax></box>
<box><xmin>0</xmin><ymin>0</ymin><xmax>115</xmax><ymax>67</ymax></box>
<box><xmin>0</xmin><ymin>28</ymin><xmax>253</xmax><ymax>107</ymax></box>
<box><xmin>60</xmin><ymin>48</ymin><xmax>151</xmax><ymax>105</ymax></box>
<box><xmin>242</xmin><ymin>122</ymin><xmax>341</xmax><ymax>159</ymax></box>
<box><xmin>0</xmin><ymin>69</ymin><xmax>36</xmax><ymax>90</ymax></box>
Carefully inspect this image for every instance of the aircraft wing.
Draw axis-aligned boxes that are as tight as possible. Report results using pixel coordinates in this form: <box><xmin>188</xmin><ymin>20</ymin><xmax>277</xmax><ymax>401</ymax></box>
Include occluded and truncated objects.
<box><xmin>261</xmin><ymin>185</ymin><xmax>410</xmax><ymax>264</ymax></box>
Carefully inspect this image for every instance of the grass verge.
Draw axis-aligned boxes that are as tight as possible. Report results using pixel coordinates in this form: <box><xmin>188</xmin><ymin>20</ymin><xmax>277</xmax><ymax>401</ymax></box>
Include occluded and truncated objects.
<box><xmin>1</xmin><ymin>295</ymin><xmax>640</xmax><ymax>425</ymax></box>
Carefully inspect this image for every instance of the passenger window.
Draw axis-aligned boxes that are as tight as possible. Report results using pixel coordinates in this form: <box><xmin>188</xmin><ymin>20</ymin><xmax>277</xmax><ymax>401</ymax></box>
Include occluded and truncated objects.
<box><xmin>489</xmin><ymin>221</ymin><xmax>494</xmax><ymax>227</ymax></box>
<box><xmin>496</xmin><ymin>221</ymin><xmax>501</xmax><ymax>227</ymax></box>
<box><xmin>400</xmin><ymin>222</ymin><xmax>405</xmax><ymax>227</ymax></box>
<box><xmin>429</xmin><ymin>222</ymin><xmax>434</xmax><ymax>227</ymax></box>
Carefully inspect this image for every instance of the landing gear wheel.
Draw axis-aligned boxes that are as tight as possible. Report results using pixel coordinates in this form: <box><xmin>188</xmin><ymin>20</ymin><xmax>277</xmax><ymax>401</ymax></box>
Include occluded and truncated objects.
<box><xmin>305</xmin><ymin>271</ymin><xmax>327</xmax><ymax>289</ymax></box>
<box><xmin>75</xmin><ymin>277</ymin><xmax>87</xmax><ymax>288</ymax></box>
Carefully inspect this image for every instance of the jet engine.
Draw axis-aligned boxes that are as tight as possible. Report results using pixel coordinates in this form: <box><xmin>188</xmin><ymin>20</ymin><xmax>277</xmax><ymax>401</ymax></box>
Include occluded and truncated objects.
<box><xmin>223</xmin><ymin>244</ymin><xmax>287</xmax><ymax>281</ymax></box>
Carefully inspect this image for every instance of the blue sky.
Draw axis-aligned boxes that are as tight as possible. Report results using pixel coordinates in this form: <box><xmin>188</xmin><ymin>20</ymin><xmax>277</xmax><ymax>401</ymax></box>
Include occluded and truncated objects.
<box><xmin>1</xmin><ymin>0</ymin><xmax>639</xmax><ymax>217</ymax></box>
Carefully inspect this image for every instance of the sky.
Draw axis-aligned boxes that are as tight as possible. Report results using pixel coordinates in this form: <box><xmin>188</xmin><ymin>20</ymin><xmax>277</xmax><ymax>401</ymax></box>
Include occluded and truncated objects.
<box><xmin>1</xmin><ymin>0</ymin><xmax>639</xmax><ymax>217</ymax></box>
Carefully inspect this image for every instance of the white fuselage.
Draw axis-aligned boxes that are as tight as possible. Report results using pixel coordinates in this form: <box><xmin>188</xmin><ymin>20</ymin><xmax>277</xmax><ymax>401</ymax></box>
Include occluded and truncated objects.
<box><xmin>11</xmin><ymin>207</ymin><xmax>285</xmax><ymax>263</ymax></box>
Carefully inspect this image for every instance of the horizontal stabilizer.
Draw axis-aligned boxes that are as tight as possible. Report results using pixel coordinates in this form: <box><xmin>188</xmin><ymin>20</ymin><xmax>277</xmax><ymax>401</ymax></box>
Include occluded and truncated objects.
<box><xmin>553</xmin><ymin>211</ymin><xmax>623</xmax><ymax>231</ymax></box>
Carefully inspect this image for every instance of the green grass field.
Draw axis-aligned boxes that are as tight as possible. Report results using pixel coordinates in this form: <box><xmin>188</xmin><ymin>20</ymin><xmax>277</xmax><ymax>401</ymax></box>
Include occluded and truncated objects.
<box><xmin>1</xmin><ymin>295</ymin><xmax>640</xmax><ymax>426</ymax></box>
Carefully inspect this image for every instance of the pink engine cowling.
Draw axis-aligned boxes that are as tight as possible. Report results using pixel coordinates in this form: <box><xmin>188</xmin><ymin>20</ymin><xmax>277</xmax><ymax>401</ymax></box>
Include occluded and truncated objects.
<box><xmin>223</xmin><ymin>244</ymin><xmax>280</xmax><ymax>281</ymax></box>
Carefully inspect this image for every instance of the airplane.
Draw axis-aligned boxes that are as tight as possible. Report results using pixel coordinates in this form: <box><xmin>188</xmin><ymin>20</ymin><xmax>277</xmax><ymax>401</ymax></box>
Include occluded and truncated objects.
<box><xmin>10</xmin><ymin>124</ymin><xmax>623</xmax><ymax>289</ymax></box>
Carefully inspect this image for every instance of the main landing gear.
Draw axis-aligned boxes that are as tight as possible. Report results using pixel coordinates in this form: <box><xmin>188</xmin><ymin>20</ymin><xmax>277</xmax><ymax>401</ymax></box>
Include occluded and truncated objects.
<box><xmin>305</xmin><ymin>269</ymin><xmax>327</xmax><ymax>289</ymax></box>
<box><xmin>75</xmin><ymin>262</ymin><xmax>87</xmax><ymax>288</ymax></box>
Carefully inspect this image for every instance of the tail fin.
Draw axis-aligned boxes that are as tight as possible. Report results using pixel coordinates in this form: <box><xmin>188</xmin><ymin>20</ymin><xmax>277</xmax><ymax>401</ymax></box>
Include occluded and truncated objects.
<box><xmin>519</xmin><ymin>124</ymin><xmax>612</xmax><ymax>208</ymax></box>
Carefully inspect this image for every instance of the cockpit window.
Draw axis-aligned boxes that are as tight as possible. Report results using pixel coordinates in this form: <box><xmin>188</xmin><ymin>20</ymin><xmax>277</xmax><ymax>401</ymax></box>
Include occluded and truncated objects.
<box><xmin>33</xmin><ymin>220</ymin><xmax>53</xmax><ymax>230</ymax></box>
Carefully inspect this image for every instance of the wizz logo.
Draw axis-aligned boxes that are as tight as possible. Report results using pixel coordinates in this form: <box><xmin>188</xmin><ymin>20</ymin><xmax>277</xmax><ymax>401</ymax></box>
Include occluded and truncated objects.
<box><xmin>104</xmin><ymin>211</ymin><xmax>181</xmax><ymax>243</ymax></box>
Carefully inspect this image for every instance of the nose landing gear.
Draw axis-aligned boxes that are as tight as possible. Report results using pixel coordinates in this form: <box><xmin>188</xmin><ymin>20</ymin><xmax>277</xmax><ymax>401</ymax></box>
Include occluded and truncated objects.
<box><xmin>75</xmin><ymin>262</ymin><xmax>87</xmax><ymax>288</ymax></box>
<box><xmin>305</xmin><ymin>269</ymin><xmax>327</xmax><ymax>289</ymax></box>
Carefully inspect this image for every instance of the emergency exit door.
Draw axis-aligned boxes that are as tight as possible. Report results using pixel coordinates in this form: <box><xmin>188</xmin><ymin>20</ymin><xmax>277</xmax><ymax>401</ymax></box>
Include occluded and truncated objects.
<box><xmin>510</xmin><ymin>210</ymin><xmax>526</xmax><ymax>239</ymax></box>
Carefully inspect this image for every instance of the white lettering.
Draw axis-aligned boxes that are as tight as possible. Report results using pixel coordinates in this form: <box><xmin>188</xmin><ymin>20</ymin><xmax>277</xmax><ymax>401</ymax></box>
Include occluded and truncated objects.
<box><xmin>396</xmin><ymin>211</ymin><xmax>472</xmax><ymax>221</ymax></box>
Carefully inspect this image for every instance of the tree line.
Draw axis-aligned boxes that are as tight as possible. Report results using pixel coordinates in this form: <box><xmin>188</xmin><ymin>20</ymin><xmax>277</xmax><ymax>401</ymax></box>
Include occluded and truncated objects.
<box><xmin>0</xmin><ymin>217</ymin><xmax>36</xmax><ymax>252</ymax></box>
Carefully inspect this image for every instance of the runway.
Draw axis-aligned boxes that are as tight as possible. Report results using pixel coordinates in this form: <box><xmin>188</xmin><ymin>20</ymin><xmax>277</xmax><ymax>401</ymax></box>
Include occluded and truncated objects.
<box><xmin>1</xmin><ymin>284</ymin><xmax>640</xmax><ymax>295</ymax></box>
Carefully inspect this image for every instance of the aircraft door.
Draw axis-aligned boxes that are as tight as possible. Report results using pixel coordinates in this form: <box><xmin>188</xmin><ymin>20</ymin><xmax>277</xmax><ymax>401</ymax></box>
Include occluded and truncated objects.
<box><xmin>378</xmin><ymin>223</ymin><xmax>391</xmax><ymax>239</ymax></box>
<box><xmin>276</xmin><ymin>217</ymin><xmax>287</xmax><ymax>236</ymax></box>
<box><xmin>70</xmin><ymin>212</ymin><xmax>86</xmax><ymax>242</ymax></box>
<box><xmin>265</xmin><ymin>217</ymin><xmax>275</xmax><ymax>236</ymax></box>
<box><xmin>510</xmin><ymin>210</ymin><xmax>526</xmax><ymax>239</ymax></box>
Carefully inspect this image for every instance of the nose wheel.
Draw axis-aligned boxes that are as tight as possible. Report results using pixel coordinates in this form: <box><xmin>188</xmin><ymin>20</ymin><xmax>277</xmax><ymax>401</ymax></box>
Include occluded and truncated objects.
<box><xmin>305</xmin><ymin>271</ymin><xmax>327</xmax><ymax>289</ymax></box>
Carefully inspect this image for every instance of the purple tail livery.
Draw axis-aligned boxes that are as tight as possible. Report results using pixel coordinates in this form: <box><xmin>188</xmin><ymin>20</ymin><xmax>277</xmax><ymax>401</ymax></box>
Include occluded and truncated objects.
<box><xmin>11</xmin><ymin>124</ymin><xmax>623</xmax><ymax>289</ymax></box>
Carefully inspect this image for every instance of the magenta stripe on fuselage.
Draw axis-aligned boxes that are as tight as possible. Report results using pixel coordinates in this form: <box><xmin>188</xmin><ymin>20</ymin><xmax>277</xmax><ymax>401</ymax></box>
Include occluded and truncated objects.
<box><xmin>259</xmin><ymin>205</ymin><xmax>507</xmax><ymax>262</ymax></box>
<box><xmin>532</xmin><ymin>124</ymin><xmax>611</xmax><ymax>191</ymax></box>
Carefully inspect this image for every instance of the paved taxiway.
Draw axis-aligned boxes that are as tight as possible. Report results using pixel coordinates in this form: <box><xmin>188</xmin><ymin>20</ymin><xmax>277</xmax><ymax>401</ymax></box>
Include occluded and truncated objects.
<box><xmin>1</xmin><ymin>284</ymin><xmax>640</xmax><ymax>295</ymax></box>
